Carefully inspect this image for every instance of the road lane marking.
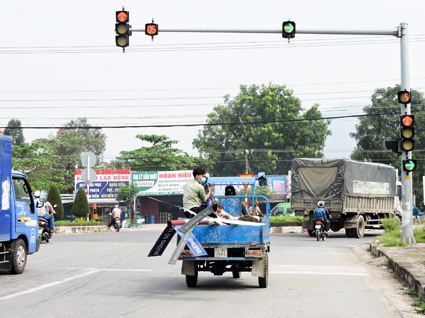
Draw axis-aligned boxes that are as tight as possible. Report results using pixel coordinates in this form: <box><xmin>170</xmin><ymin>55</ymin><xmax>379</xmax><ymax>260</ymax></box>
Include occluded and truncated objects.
<box><xmin>0</xmin><ymin>269</ymin><xmax>100</xmax><ymax>301</ymax></box>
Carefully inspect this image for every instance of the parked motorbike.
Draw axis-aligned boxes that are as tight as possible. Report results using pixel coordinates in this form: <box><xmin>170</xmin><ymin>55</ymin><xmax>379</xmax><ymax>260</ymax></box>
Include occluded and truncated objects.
<box><xmin>38</xmin><ymin>204</ymin><xmax>57</xmax><ymax>243</ymax></box>
<box><xmin>315</xmin><ymin>220</ymin><xmax>326</xmax><ymax>241</ymax></box>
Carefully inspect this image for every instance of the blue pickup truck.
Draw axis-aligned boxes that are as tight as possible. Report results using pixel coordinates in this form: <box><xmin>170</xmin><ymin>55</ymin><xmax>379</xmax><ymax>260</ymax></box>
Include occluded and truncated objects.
<box><xmin>178</xmin><ymin>175</ymin><xmax>271</xmax><ymax>288</ymax></box>
<box><xmin>0</xmin><ymin>135</ymin><xmax>42</xmax><ymax>274</ymax></box>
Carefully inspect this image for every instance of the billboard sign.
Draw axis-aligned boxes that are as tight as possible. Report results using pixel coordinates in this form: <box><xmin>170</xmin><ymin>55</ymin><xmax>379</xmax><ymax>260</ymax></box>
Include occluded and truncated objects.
<box><xmin>75</xmin><ymin>170</ymin><xmax>131</xmax><ymax>201</ymax></box>
<box><xmin>132</xmin><ymin>170</ymin><xmax>192</xmax><ymax>196</ymax></box>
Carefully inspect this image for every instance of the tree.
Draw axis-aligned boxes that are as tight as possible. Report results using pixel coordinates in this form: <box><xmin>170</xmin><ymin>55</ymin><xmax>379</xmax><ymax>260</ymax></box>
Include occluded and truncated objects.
<box><xmin>12</xmin><ymin>140</ymin><xmax>65</xmax><ymax>191</ymax></box>
<box><xmin>350</xmin><ymin>85</ymin><xmax>425</xmax><ymax>209</ymax></box>
<box><xmin>44</xmin><ymin>118</ymin><xmax>107</xmax><ymax>193</ymax></box>
<box><xmin>193</xmin><ymin>84</ymin><xmax>331</xmax><ymax>176</ymax></box>
<box><xmin>72</xmin><ymin>187</ymin><xmax>90</xmax><ymax>219</ymax></box>
<box><xmin>116</xmin><ymin>183</ymin><xmax>139</xmax><ymax>219</ymax></box>
<box><xmin>4</xmin><ymin>119</ymin><xmax>25</xmax><ymax>146</ymax></box>
<box><xmin>47</xmin><ymin>184</ymin><xmax>64</xmax><ymax>221</ymax></box>
<box><xmin>116</xmin><ymin>134</ymin><xmax>207</xmax><ymax>171</ymax></box>
<box><xmin>237</xmin><ymin>186</ymin><xmax>276</xmax><ymax>204</ymax></box>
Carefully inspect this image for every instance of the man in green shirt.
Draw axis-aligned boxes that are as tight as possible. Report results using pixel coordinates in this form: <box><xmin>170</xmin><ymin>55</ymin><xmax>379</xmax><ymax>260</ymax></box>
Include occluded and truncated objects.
<box><xmin>183</xmin><ymin>168</ymin><xmax>211</xmax><ymax>218</ymax></box>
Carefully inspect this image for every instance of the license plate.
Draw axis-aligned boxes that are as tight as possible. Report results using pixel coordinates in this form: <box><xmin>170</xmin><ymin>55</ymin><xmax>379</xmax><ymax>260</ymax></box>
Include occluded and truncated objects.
<box><xmin>214</xmin><ymin>247</ymin><xmax>227</xmax><ymax>258</ymax></box>
<box><xmin>315</xmin><ymin>225</ymin><xmax>321</xmax><ymax>229</ymax></box>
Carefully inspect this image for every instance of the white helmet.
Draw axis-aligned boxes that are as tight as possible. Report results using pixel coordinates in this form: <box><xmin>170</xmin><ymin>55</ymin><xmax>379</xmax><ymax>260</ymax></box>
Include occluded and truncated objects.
<box><xmin>34</xmin><ymin>191</ymin><xmax>41</xmax><ymax>197</ymax></box>
<box><xmin>318</xmin><ymin>201</ymin><xmax>325</xmax><ymax>207</ymax></box>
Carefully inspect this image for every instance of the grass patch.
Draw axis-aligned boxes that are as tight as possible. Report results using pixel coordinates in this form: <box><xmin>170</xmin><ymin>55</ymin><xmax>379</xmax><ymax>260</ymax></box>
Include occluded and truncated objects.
<box><xmin>56</xmin><ymin>218</ymin><xmax>107</xmax><ymax>226</ymax></box>
<box><xmin>375</xmin><ymin>217</ymin><xmax>407</xmax><ymax>247</ymax></box>
<box><xmin>269</xmin><ymin>216</ymin><xmax>304</xmax><ymax>222</ymax></box>
<box><xmin>404</xmin><ymin>288</ymin><xmax>415</xmax><ymax>295</ymax></box>
<box><xmin>270</xmin><ymin>216</ymin><xmax>304</xmax><ymax>227</ymax></box>
<box><xmin>414</xmin><ymin>297</ymin><xmax>425</xmax><ymax>314</ymax></box>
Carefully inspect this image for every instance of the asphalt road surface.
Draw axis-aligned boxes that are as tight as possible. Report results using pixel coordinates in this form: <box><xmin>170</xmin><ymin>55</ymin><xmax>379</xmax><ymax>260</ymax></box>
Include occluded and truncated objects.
<box><xmin>0</xmin><ymin>229</ymin><xmax>418</xmax><ymax>318</ymax></box>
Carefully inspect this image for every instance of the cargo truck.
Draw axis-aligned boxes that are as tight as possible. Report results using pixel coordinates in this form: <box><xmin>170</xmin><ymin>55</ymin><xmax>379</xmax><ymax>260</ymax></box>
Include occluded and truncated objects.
<box><xmin>291</xmin><ymin>158</ymin><xmax>400</xmax><ymax>238</ymax></box>
<box><xmin>0</xmin><ymin>135</ymin><xmax>42</xmax><ymax>274</ymax></box>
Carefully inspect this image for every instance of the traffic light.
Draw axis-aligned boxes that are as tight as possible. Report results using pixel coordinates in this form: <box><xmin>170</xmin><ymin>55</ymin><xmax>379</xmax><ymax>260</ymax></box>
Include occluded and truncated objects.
<box><xmin>385</xmin><ymin>140</ymin><xmax>400</xmax><ymax>154</ymax></box>
<box><xmin>145</xmin><ymin>22</ymin><xmax>158</xmax><ymax>39</ymax></box>
<box><xmin>115</xmin><ymin>10</ymin><xmax>131</xmax><ymax>51</ymax></box>
<box><xmin>398</xmin><ymin>90</ymin><xmax>411</xmax><ymax>104</ymax></box>
<box><xmin>400</xmin><ymin>115</ymin><xmax>415</xmax><ymax>152</ymax></box>
<box><xmin>403</xmin><ymin>159</ymin><xmax>417</xmax><ymax>172</ymax></box>
<box><xmin>282</xmin><ymin>21</ymin><xmax>296</xmax><ymax>40</ymax></box>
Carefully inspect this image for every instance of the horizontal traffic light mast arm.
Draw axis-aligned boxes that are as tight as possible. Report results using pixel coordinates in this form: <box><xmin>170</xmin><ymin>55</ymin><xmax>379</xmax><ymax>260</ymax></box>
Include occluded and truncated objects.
<box><xmin>131</xmin><ymin>27</ymin><xmax>400</xmax><ymax>37</ymax></box>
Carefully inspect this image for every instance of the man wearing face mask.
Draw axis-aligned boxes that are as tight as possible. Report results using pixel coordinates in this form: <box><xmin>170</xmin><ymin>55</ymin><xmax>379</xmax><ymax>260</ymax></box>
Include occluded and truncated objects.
<box><xmin>183</xmin><ymin>168</ymin><xmax>211</xmax><ymax>218</ymax></box>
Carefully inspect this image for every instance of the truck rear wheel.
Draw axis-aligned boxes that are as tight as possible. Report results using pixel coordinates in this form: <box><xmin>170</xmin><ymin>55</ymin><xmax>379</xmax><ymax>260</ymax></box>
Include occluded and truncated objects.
<box><xmin>258</xmin><ymin>253</ymin><xmax>269</xmax><ymax>288</ymax></box>
<box><xmin>186</xmin><ymin>264</ymin><xmax>198</xmax><ymax>288</ymax></box>
<box><xmin>232</xmin><ymin>270</ymin><xmax>241</xmax><ymax>278</ymax></box>
<box><xmin>345</xmin><ymin>228</ymin><xmax>353</xmax><ymax>238</ymax></box>
<box><xmin>10</xmin><ymin>239</ymin><xmax>27</xmax><ymax>274</ymax></box>
<box><xmin>353</xmin><ymin>215</ymin><xmax>365</xmax><ymax>238</ymax></box>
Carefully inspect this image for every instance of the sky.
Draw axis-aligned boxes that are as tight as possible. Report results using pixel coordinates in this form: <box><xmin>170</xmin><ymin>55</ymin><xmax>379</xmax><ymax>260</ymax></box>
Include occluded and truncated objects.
<box><xmin>1</xmin><ymin>0</ymin><xmax>425</xmax><ymax>168</ymax></box>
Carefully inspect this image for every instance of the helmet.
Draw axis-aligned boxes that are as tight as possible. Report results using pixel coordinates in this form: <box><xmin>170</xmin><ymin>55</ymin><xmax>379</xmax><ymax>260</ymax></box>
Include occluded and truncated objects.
<box><xmin>318</xmin><ymin>201</ymin><xmax>325</xmax><ymax>208</ymax></box>
<box><xmin>115</xmin><ymin>205</ymin><xmax>119</xmax><ymax>208</ymax></box>
<box><xmin>34</xmin><ymin>191</ymin><xmax>40</xmax><ymax>197</ymax></box>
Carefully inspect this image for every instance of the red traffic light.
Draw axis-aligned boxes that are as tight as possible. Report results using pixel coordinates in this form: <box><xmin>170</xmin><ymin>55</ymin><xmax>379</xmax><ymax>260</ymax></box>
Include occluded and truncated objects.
<box><xmin>116</xmin><ymin>11</ymin><xmax>129</xmax><ymax>23</ymax></box>
<box><xmin>145</xmin><ymin>23</ymin><xmax>158</xmax><ymax>36</ymax></box>
<box><xmin>397</xmin><ymin>90</ymin><xmax>411</xmax><ymax>104</ymax></box>
<box><xmin>401</xmin><ymin>115</ymin><xmax>414</xmax><ymax>127</ymax></box>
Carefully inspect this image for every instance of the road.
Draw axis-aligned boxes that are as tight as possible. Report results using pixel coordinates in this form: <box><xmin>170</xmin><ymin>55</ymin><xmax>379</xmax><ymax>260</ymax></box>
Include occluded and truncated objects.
<box><xmin>0</xmin><ymin>229</ymin><xmax>419</xmax><ymax>318</ymax></box>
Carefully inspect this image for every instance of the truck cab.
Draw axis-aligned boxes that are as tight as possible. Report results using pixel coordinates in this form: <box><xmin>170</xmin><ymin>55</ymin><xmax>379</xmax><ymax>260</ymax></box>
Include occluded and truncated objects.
<box><xmin>0</xmin><ymin>135</ymin><xmax>40</xmax><ymax>274</ymax></box>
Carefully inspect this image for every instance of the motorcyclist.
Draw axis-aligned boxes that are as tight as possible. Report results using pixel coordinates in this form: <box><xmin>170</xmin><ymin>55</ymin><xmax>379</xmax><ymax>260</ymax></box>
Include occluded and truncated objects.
<box><xmin>313</xmin><ymin>201</ymin><xmax>330</xmax><ymax>234</ymax></box>
<box><xmin>109</xmin><ymin>205</ymin><xmax>122</xmax><ymax>228</ymax></box>
<box><xmin>34</xmin><ymin>191</ymin><xmax>55</xmax><ymax>230</ymax></box>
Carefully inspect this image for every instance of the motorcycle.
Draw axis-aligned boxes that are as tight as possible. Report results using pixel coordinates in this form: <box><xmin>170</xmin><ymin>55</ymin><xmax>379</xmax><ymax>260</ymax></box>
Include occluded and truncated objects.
<box><xmin>39</xmin><ymin>204</ymin><xmax>57</xmax><ymax>243</ymax></box>
<box><xmin>109</xmin><ymin>213</ymin><xmax>121</xmax><ymax>232</ymax></box>
<box><xmin>315</xmin><ymin>220</ymin><xmax>326</xmax><ymax>241</ymax></box>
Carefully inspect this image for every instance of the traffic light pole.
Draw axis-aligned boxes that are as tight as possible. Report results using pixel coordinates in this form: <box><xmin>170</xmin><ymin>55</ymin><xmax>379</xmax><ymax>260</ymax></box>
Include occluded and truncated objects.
<box><xmin>132</xmin><ymin>22</ymin><xmax>415</xmax><ymax>243</ymax></box>
<box><xmin>399</xmin><ymin>23</ymin><xmax>415</xmax><ymax>244</ymax></box>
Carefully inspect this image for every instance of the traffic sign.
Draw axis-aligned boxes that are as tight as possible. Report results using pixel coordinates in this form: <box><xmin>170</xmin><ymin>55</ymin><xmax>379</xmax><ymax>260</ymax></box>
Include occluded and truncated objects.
<box><xmin>81</xmin><ymin>152</ymin><xmax>97</xmax><ymax>167</ymax></box>
<box><xmin>81</xmin><ymin>168</ymin><xmax>97</xmax><ymax>184</ymax></box>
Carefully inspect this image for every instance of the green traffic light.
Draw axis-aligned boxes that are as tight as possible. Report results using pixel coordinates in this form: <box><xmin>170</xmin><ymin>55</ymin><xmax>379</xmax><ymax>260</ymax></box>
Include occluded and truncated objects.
<box><xmin>403</xmin><ymin>159</ymin><xmax>417</xmax><ymax>172</ymax></box>
<box><xmin>405</xmin><ymin>160</ymin><xmax>415</xmax><ymax>170</ymax></box>
<box><xmin>284</xmin><ymin>23</ymin><xmax>294</xmax><ymax>33</ymax></box>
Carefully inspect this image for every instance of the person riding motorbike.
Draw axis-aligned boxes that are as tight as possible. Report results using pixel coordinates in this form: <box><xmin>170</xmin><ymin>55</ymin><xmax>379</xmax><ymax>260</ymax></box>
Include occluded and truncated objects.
<box><xmin>34</xmin><ymin>191</ymin><xmax>55</xmax><ymax>230</ymax></box>
<box><xmin>313</xmin><ymin>201</ymin><xmax>330</xmax><ymax>234</ymax></box>
<box><xmin>109</xmin><ymin>205</ymin><xmax>122</xmax><ymax>228</ymax></box>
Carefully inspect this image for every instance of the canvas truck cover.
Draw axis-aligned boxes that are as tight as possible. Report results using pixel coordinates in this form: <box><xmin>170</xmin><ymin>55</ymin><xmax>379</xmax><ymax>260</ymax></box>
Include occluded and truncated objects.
<box><xmin>291</xmin><ymin>158</ymin><xmax>397</xmax><ymax>200</ymax></box>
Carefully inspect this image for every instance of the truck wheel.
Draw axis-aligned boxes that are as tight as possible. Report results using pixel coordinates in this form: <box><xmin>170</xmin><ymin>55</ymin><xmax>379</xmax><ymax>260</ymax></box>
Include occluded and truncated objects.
<box><xmin>330</xmin><ymin>224</ymin><xmax>342</xmax><ymax>232</ymax></box>
<box><xmin>10</xmin><ymin>239</ymin><xmax>27</xmax><ymax>274</ymax></box>
<box><xmin>186</xmin><ymin>264</ymin><xmax>198</xmax><ymax>288</ymax></box>
<box><xmin>258</xmin><ymin>253</ymin><xmax>268</xmax><ymax>288</ymax></box>
<box><xmin>232</xmin><ymin>270</ymin><xmax>241</xmax><ymax>278</ymax></box>
<box><xmin>307</xmin><ymin>230</ymin><xmax>315</xmax><ymax>237</ymax></box>
<box><xmin>345</xmin><ymin>228</ymin><xmax>353</xmax><ymax>238</ymax></box>
<box><xmin>353</xmin><ymin>215</ymin><xmax>365</xmax><ymax>238</ymax></box>
<box><xmin>186</xmin><ymin>274</ymin><xmax>197</xmax><ymax>287</ymax></box>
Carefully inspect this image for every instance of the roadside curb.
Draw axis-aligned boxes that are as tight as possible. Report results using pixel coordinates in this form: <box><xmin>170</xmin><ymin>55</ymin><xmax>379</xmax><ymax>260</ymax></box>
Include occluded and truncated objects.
<box><xmin>55</xmin><ymin>225</ymin><xmax>110</xmax><ymax>234</ymax></box>
<box><xmin>370</xmin><ymin>243</ymin><xmax>425</xmax><ymax>302</ymax></box>
<box><xmin>270</xmin><ymin>226</ymin><xmax>305</xmax><ymax>234</ymax></box>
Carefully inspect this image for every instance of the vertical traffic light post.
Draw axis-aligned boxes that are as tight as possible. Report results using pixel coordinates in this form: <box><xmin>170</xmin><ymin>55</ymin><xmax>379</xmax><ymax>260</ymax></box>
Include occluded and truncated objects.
<box><xmin>399</xmin><ymin>24</ymin><xmax>416</xmax><ymax>243</ymax></box>
<box><xmin>121</xmin><ymin>16</ymin><xmax>415</xmax><ymax>243</ymax></box>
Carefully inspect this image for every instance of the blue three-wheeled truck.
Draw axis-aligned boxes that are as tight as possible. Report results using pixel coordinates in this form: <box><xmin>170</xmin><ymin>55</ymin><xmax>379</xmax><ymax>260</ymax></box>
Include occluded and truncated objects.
<box><xmin>149</xmin><ymin>174</ymin><xmax>271</xmax><ymax>288</ymax></box>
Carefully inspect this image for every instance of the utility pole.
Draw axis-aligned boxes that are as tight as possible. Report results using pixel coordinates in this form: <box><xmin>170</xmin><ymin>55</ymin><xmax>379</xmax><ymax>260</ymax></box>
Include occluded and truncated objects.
<box><xmin>399</xmin><ymin>23</ymin><xmax>415</xmax><ymax>244</ymax></box>
<box><xmin>245</xmin><ymin>149</ymin><xmax>249</xmax><ymax>174</ymax></box>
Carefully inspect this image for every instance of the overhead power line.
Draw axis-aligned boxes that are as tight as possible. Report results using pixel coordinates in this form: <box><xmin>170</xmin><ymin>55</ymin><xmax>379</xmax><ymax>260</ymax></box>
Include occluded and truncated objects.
<box><xmin>4</xmin><ymin>110</ymin><xmax>416</xmax><ymax>130</ymax></box>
